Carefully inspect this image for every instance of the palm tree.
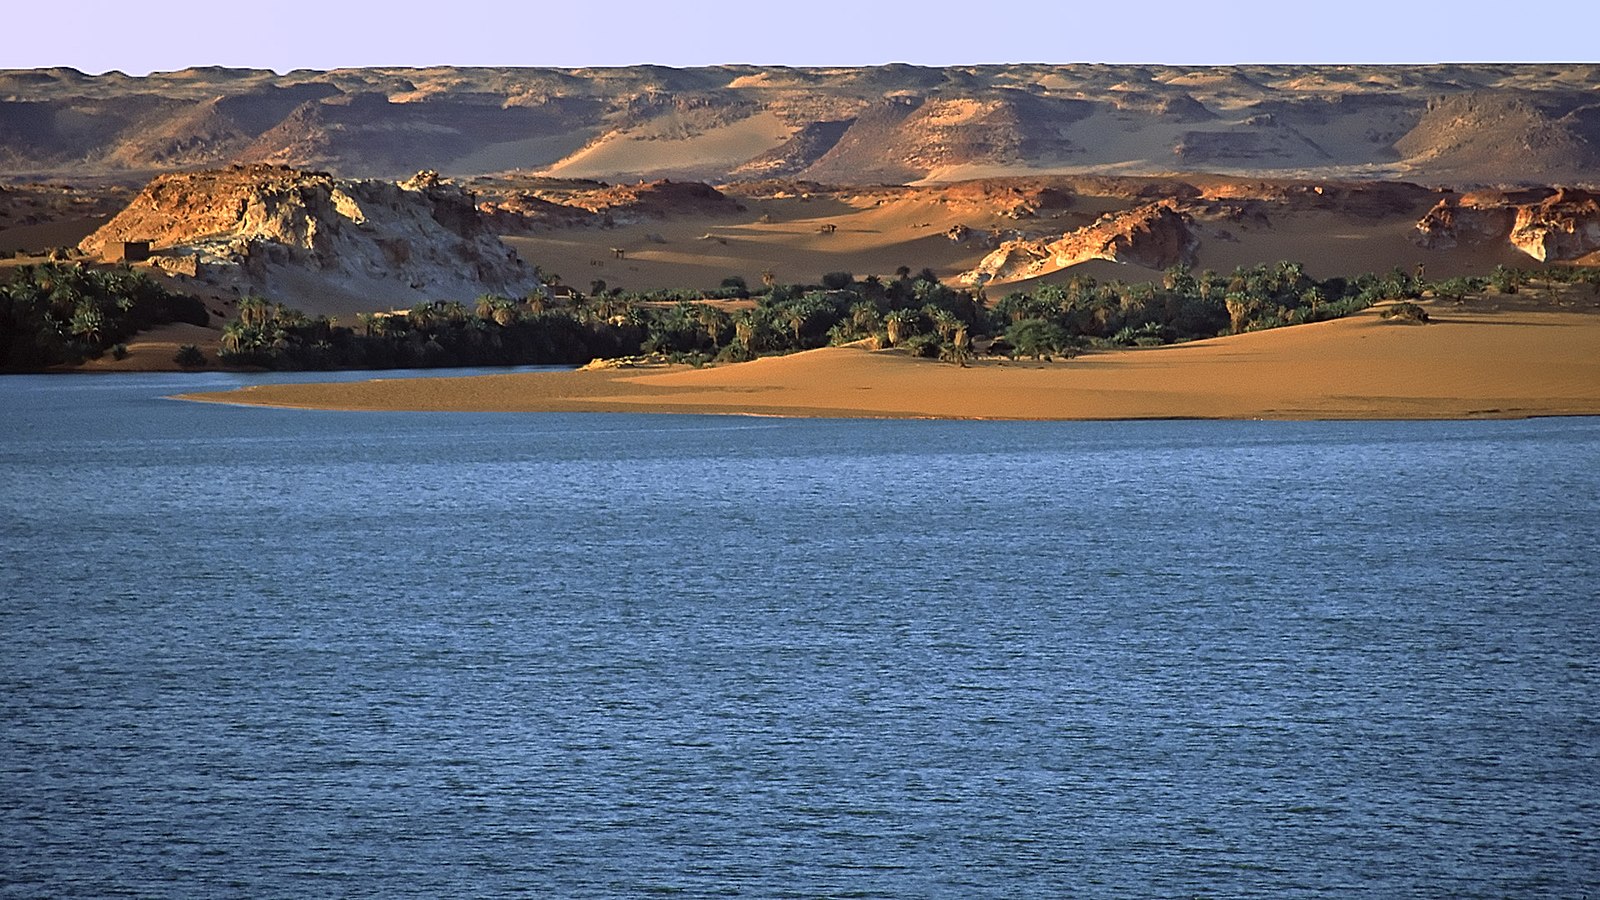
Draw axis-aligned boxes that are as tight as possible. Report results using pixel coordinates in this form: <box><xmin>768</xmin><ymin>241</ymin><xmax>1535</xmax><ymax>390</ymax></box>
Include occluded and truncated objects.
<box><xmin>785</xmin><ymin>303</ymin><xmax>818</xmax><ymax>346</ymax></box>
<box><xmin>929</xmin><ymin>308</ymin><xmax>960</xmax><ymax>341</ymax></box>
<box><xmin>597</xmin><ymin>294</ymin><xmax>629</xmax><ymax>322</ymax></box>
<box><xmin>697</xmin><ymin>305</ymin><xmax>730</xmax><ymax>345</ymax></box>
<box><xmin>1163</xmin><ymin>265</ymin><xmax>1196</xmax><ymax>294</ymax></box>
<box><xmin>475</xmin><ymin>295</ymin><xmax>498</xmax><ymax>320</ymax></box>
<box><xmin>1300</xmin><ymin>287</ymin><xmax>1325</xmax><ymax>317</ymax></box>
<box><xmin>374</xmin><ymin>313</ymin><xmax>406</xmax><ymax>339</ymax></box>
<box><xmin>1275</xmin><ymin>260</ymin><xmax>1307</xmax><ymax>295</ymax></box>
<box><xmin>275</xmin><ymin>306</ymin><xmax>310</xmax><ymax>330</ymax></box>
<box><xmin>407</xmin><ymin>302</ymin><xmax>437</xmax><ymax>331</ymax></box>
<box><xmin>1225</xmin><ymin>293</ymin><xmax>1254</xmax><ymax>334</ymax></box>
<box><xmin>69</xmin><ymin>305</ymin><xmax>105</xmax><ymax>346</ymax></box>
<box><xmin>492</xmin><ymin>301</ymin><xmax>520</xmax><ymax>328</ymax></box>
<box><xmin>220</xmin><ymin>321</ymin><xmax>249</xmax><ymax>354</ymax></box>
<box><xmin>848</xmin><ymin>302</ymin><xmax>880</xmax><ymax>337</ymax></box>
<box><xmin>885</xmin><ymin>309</ymin><xmax>915</xmax><ymax>346</ymax></box>
<box><xmin>940</xmin><ymin>323</ymin><xmax>973</xmax><ymax>367</ymax></box>
<box><xmin>238</xmin><ymin>296</ymin><xmax>270</xmax><ymax>328</ymax></box>
<box><xmin>569</xmin><ymin>292</ymin><xmax>594</xmax><ymax>324</ymax></box>
<box><xmin>733</xmin><ymin>310</ymin><xmax>761</xmax><ymax>350</ymax></box>
<box><xmin>40</xmin><ymin>263</ymin><xmax>81</xmax><ymax>316</ymax></box>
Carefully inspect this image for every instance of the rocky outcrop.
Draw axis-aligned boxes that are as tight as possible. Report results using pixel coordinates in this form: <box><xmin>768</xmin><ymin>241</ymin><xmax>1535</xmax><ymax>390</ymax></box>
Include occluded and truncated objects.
<box><xmin>1415</xmin><ymin>188</ymin><xmax>1600</xmax><ymax>261</ymax></box>
<box><xmin>476</xmin><ymin>178</ymin><xmax>745</xmax><ymax>233</ymax></box>
<box><xmin>959</xmin><ymin>201</ymin><xmax>1198</xmax><ymax>286</ymax></box>
<box><xmin>1414</xmin><ymin>195</ymin><xmax>1519</xmax><ymax>250</ymax></box>
<box><xmin>80</xmin><ymin>165</ymin><xmax>539</xmax><ymax>311</ymax></box>
<box><xmin>554</xmin><ymin>179</ymin><xmax>745</xmax><ymax>218</ymax></box>
<box><xmin>922</xmin><ymin>179</ymin><xmax>1074</xmax><ymax>218</ymax></box>
<box><xmin>476</xmin><ymin>193</ymin><xmax>595</xmax><ymax>232</ymax></box>
<box><xmin>1510</xmin><ymin>189</ymin><xmax>1600</xmax><ymax>261</ymax></box>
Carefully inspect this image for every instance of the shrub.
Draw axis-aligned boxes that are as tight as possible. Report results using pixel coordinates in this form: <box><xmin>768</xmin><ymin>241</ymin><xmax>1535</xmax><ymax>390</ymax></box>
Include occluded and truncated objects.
<box><xmin>1489</xmin><ymin>266</ymin><xmax>1520</xmax><ymax>294</ymax></box>
<box><xmin>1381</xmin><ymin>301</ymin><xmax>1430</xmax><ymax>323</ymax></box>
<box><xmin>1006</xmin><ymin>318</ymin><xmax>1076</xmax><ymax>360</ymax></box>
<box><xmin>173</xmin><ymin>344</ymin><xmax>207</xmax><ymax>368</ymax></box>
<box><xmin>111</xmin><ymin>344</ymin><xmax>129</xmax><ymax>360</ymax></box>
<box><xmin>901</xmin><ymin>332</ymin><xmax>944</xmax><ymax>358</ymax></box>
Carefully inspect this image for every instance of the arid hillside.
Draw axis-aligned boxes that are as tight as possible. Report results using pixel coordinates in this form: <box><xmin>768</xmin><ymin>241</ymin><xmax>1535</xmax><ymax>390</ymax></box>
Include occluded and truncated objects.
<box><xmin>3</xmin><ymin>64</ymin><xmax>1598</xmax><ymax>187</ymax></box>
<box><xmin>77</xmin><ymin>165</ymin><xmax>539</xmax><ymax>314</ymax></box>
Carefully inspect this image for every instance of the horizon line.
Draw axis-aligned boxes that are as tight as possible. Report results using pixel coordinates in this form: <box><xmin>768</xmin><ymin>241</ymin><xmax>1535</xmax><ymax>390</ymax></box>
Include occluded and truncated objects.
<box><xmin>6</xmin><ymin>60</ymin><xmax>1595</xmax><ymax>78</ymax></box>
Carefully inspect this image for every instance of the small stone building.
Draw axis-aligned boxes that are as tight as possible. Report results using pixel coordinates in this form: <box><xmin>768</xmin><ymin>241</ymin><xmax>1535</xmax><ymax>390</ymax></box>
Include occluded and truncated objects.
<box><xmin>109</xmin><ymin>240</ymin><xmax>151</xmax><ymax>263</ymax></box>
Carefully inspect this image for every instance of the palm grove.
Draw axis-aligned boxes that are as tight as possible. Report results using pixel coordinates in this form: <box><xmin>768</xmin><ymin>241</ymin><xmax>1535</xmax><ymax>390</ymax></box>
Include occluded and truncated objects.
<box><xmin>204</xmin><ymin>261</ymin><xmax>1446</xmax><ymax>371</ymax></box>
<box><xmin>5</xmin><ymin>259</ymin><xmax>1592</xmax><ymax>372</ymax></box>
<box><xmin>0</xmin><ymin>263</ymin><xmax>207</xmax><ymax>370</ymax></box>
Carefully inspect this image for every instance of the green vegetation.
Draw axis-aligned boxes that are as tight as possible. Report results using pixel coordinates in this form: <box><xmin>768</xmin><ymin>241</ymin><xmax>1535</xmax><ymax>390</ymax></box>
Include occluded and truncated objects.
<box><xmin>173</xmin><ymin>344</ymin><xmax>207</xmax><ymax>368</ymax></box>
<box><xmin>989</xmin><ymin>261</ymin><xmax>1417</xmax><ymax>352</ymax></box>
<box><xmin>213</xmin><ymin>269</ymin><xmax>992</xmax><ymax>370</ymax></box>
<box><xmin>209</xmin><ymin>261</ymin><xmax>1600</xmax><ymax>372</ymax></box>
<box><xmin>9</xmin><ymin>259</ymin><xmax>1595</xmax><ymax>373</ymax></box>
<box><xmin>217</xmin><ymin>295</ymin><xmax>630</xmax><ymax>370</ymax></box>
<box><xmin>1381</xmin><ymin>301</ymin><xmax>1430</xmax><ymax>323</ymax></box>
<box><xmin>0</xmin><ymin>263</ymin><xmax>208</xmax><ymax>370</ymax></box>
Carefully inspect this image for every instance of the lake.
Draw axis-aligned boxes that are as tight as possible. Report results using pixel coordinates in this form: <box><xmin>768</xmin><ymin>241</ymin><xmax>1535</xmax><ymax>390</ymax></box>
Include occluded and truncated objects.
<box><xmin>2</xmin><ymin>371</ymin><xmax>1598</xmax><ymax>898</ymax></box>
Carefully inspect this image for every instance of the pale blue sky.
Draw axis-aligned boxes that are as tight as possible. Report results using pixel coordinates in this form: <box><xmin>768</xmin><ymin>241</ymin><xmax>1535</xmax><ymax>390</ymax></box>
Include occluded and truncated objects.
<box><xmin>6</xmin><ymin>0</ymin><xmax>1595</xmax><ymax>73</ymax></box>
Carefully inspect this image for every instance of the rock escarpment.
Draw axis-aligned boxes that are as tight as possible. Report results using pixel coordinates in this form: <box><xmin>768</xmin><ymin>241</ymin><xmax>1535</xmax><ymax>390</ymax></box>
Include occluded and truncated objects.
<box><xmin>475</xmin><ymin>178</ymin><xmax>745</xmax><ymax>232</ymax></box>
<box><xmin>80</xmin><ymin>165</ymin><xmax>539</xmax><ymax>312</ymax></box>
<box><xmin>959</xmin><ymin>201</ymin><xmax>1198</xmax><ymax>286</ymax></box>
<box><xmin>1415</xmin><ymin>188</ymin><xmax>1600</xmax><ymax>262</ymax></box>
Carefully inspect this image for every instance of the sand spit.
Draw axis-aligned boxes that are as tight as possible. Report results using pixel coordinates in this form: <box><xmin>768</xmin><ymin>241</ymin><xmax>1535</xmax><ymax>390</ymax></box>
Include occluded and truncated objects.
<box><xmin>179</xmin><ymin>303</ymin><xmax>1600</xmax><ymax>421</ymax></box>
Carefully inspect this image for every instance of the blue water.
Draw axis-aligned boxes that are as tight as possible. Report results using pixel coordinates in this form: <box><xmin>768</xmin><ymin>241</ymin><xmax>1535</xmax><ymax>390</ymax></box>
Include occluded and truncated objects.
<box><xmin>3</xmin><ymin>372</ymin><xmax>1598</xmax><ymax>898</ymax></box>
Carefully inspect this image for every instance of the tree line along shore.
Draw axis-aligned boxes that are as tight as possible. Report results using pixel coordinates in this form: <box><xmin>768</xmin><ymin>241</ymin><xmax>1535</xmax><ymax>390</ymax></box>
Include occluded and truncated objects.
<box><xmin>3</xmin><ymin>258</ymin><xmax>1597</xmax><ymax>374</ymax></box>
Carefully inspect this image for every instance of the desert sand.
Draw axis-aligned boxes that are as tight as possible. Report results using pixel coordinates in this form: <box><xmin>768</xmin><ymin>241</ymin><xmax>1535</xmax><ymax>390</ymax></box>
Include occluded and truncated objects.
<box><xmin>181</xmin><ymin>299</ymin><xmax>1600</xmax><ymax>420</ymax></box>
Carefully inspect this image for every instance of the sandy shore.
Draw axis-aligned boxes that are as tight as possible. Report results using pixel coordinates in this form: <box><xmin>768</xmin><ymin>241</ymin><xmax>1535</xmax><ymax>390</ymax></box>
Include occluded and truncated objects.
<box><xmin>178</xmin><ymin>302</ymin><xmax>1600</xmax><ymax>420</ymax></box>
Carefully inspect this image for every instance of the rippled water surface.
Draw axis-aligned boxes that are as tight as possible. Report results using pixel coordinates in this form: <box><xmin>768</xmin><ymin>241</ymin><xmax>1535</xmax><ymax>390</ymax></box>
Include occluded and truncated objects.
<box><xmin>3</xmin><ymin>372</ymin><xmax>1598</xmax><ymax>898</ymax></box>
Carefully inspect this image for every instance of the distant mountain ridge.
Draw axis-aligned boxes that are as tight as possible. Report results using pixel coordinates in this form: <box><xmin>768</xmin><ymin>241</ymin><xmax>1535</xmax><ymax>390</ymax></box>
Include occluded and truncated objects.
<box><xmin>3</xmin><ymin>64</ymin><xmax>1597</xmax><ymax>186</ymax></box>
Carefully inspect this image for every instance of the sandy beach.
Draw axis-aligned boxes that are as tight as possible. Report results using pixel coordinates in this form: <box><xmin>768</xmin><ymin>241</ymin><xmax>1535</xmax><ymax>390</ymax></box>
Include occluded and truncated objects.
<box><xmin>180</xmin><ymin>299</ymin><xmax>1600</xmax><ymax>420</ymax></box>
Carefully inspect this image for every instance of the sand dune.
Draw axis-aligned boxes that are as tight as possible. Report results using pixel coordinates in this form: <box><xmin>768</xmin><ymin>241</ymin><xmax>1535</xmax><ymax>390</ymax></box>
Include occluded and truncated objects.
<box><xmin>541</xmin><ymin>111</ymin><xmax>794</xmax><ymax>181</ymax></box>
<box><xmin>181</xmin><ymin>300</ymin><xmax>1600</xmax><ymax>420</ymax></box>
<box><xmin>502</xmin><ymin>192</ymin><xmax>993</xmax><ymax>291</ymax></box>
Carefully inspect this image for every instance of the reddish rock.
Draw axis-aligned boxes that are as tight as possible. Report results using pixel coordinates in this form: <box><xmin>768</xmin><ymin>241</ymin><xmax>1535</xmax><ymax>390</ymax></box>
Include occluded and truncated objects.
<box><xmin>961</xmin><ymin>201</ymin><xmax>1197</xmax><ymax>285</ymax></box>
<box><xmin>1415</xmin><ymin>188</ymin><xmax>1600</xmax><ymax>261</ymax></box>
